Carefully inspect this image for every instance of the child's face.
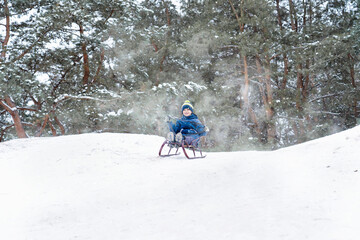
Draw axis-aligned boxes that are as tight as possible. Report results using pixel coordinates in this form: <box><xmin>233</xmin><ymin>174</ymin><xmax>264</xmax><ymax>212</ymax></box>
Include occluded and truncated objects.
<box><xmin>183</xmin><ymin>108</ymin><xmax>192</xmax><ymax>117</ymax></box>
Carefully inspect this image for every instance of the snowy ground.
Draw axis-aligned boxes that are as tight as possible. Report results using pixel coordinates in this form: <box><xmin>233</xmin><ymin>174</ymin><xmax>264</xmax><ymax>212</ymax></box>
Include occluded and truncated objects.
<box><xmin>1</xmin><ymin>126</ymin><xmax>360</xmax><ymax>240</ymax></box>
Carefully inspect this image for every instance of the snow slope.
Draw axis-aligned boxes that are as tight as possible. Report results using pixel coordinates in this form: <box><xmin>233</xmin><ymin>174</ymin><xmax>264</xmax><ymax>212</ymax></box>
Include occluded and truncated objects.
<box><xmin>1</xmin><ymin>126</ymin><xmax>360</xmax><ymax>240</ymax></box>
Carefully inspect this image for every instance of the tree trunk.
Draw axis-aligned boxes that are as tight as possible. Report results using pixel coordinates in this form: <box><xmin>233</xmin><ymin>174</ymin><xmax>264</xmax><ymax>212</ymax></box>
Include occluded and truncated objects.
<box><xmin>255</xmin><ymin>55</ymin><xmax>276</xmax><ymax>142</ymax></box>
<box><xmin>295</xmin><ymin>61</ymin><xmax>306</xmax><ymax>142</ymax></box>
<box><xmin>276</xmin><ymin>0</ymin><xmax>289</xmax><ymax>89</ymax></box>
<box><xmin>302</xmin><ymin>0</ymin><xmax>307</xmax><ymax>29</ymax></box>
<box><xmin>48</xmin><ymin>121</ymin><xmax>57</xmax><ymax>136</ymax></box>
<box><xmin>288</xmin><ymin>0</ymin><xmax>297</xmax><ymax>31</ymax></box>
<box><xmin>296</xmin><ymin>63</ymin><xmax>303</xmax><ymax>110</ymax></box>
<box><xmin>243</xmin><ymin>55</ymin><xmax>250</xmax><ymax>107</ymax></box>
<box><xmin>79</xmin><ymin>23</ymin><xmax>90</xmax><ymax>85</ymax></box>
<box><xmin>348</xmin><ymin>53</ymin><xmax>357</xmax><ymax>118</ymax></box>
<box><xmin>276</xmin><ymin>0</ymin><xmax>283</xmax><ymax>30</ymax></box>
<box><xmin>303</xmin><ymin>59</ymin><xmax>310</xmax><ymax>99</ymax></box>
<box><xmin>0</xmin><ymin>96</ymin><xmax>27</xmax><ymax>138</ymax></box>
<box><xmin>229</xmin><ymin>0</ymin><xmax>245</xmax><ymax>32</ymax></box>
<box><xmin>154</xmin><ymin>2</ymin><xmax>172</xmax><ymax>86</ymax></box>
<box><xmin>348</xmin><ymin>53</ymin><xmax>356</xmax><ymax>88</ymax></box>
<box><xmin>0</xmin><ymin>124</ymin><xmax>14</xmax><ymax>142</ymax></box>
<box><xmin>264</xmin><ymin>56</ymin><xmax>276</xmax><ymax>142</ymax></box>
<box><xmin>54</xmin><ymin>116</ymin><xmax>66</xmax><ymax>135</ymax></box>
<box><xmin>36</xmin><ymin>114</ymin><xmax>50</xmax><ymax>137</ymax></box>
<box><xmin>255</xmin><ymin>56</ymin><xmax>268</xmax><ymax>106</ymax></box>
<box><xmin>1</xmin><ymin>0</ymin><xmax>10</xmax><ymax>60</ymax></box>
<box><xmin>229</xmin><ymin>0</ymin><xmax>261</xmax><ymax>136</ymax></box>
<box><xmin>354</xmin><ymin>99</ymin><xmax>359</xmax><ymax>118</ymax></box>
<box><xmin>243</xmin><ymin>55</ymin><xmax>261</xmax><ymax>135</ymax></box>
<box><xmin>281</xmin><ymin>54</ymin><xmax>289</xmax><ymax>89</ymax></box>
<box><xmin>92</xmin><ymin>47</ymin><xmax>105</xmax><ymax>85</ymax></box>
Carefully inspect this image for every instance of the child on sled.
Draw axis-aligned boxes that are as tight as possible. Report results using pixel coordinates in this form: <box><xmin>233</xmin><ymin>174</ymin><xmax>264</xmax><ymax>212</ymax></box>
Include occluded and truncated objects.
<box><xmin>167</xmin><ymin>100</ymin><xmax>207</xmax><ymax>147</ymax></box>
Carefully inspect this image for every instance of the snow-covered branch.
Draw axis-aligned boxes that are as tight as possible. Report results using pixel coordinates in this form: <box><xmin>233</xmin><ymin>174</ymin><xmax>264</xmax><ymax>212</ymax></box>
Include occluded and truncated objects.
<box><xmin>312</xmin><ymin>111</ymin><xmax>342</xmax><ymax>116</ymax></box>
<box><xmin>17</xmin><ymin>107</ymin><xmax>38</xmax><ymax>112</ymax></box>
<box><xmin>309</xmin><ymin>93</ymin><xmax>342</xmax><ymax>103</ymax></box>
<box><xmin>54</xmin><ymin>94</ymin><xmax>108</xmax><ymax>103</ymax></box>
<box><xmin>0</xmin><ymin>99</ymin><xmax>17</xmax><ymax>113</ymax></box>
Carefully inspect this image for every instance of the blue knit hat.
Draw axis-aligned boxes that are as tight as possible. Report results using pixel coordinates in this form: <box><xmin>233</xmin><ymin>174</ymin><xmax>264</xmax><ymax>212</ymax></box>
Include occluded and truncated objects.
<box><xmin>181</xmin><ymin>100</ymin><xmax>194</xmax><ymax>112</ymax></box>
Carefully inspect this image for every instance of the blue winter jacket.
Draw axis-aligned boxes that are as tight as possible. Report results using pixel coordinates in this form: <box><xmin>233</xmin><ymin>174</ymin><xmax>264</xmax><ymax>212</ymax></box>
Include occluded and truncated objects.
<box><xmin>169</xmin><ymin>113</ymin><xmax>207</xmax><ymax>136</ymax></box>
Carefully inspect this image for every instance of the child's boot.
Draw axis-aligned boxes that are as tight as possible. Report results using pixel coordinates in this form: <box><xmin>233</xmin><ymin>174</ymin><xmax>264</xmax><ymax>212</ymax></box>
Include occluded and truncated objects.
<box><xmin>175</xmin><ymin>133</ymin><xmax>183</xmax><ymax>143</ymax></box>
<box><xmin>166</xmin><ymin>132</ymin><xmax>175</xmax><ymax>142</ymax></box>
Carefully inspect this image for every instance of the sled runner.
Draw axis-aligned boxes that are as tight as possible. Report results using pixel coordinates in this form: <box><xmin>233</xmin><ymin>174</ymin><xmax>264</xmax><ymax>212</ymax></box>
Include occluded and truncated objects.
<box><xmin>159</xmin><ymin>135</ymin><xmax>206</xmax><ymax>159</ymax></box>
<box><xmin>160</xmin><ymin>114</ymin><xmax>208</xmax><ymax>159</ymax></box>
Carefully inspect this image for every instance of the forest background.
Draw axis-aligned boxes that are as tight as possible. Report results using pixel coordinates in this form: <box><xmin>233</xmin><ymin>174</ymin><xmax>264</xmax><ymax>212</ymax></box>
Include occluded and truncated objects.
<box><xmin>1</xmin><ymin>0</ymin><xmax>359</xmax><ymax>151</ymax></box>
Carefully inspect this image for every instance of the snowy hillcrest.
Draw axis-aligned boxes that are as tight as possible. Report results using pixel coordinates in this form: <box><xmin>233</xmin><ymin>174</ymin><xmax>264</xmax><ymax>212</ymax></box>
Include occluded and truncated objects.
<box><xmin>1</xmin><ymin>126</ymin><xmax>360</xmax><ymax>240</ymax></box>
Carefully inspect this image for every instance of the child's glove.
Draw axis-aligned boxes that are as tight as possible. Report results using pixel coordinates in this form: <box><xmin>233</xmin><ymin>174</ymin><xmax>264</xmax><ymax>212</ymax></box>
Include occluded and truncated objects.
<box><xmin>182</xmin><ymin>129</ymin><xmax>197</xmax><ymax>134</ymax></box>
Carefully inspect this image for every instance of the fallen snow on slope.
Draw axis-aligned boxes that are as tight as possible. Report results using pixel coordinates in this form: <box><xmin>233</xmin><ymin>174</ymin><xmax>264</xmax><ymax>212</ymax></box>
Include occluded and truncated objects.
<box><xmin>1</xmin><ymin>126</ymin><xmax>360</xmax><ymax>240</ymax></box>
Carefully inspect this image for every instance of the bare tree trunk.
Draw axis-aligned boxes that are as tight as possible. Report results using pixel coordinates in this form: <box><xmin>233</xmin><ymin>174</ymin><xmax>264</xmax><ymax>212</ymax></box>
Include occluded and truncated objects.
<box><xmin>229</xmin><ymin>0</ymin><xmax>261</xmax><ymax>136</ymax></box>
<box><xmin>1</xmin><ymin>0</ymin><xmax>10</xmax><ymax>60</ymax></box>
<box><xmin>348</xmin><ymin>53</ymin><xmax>357</xmax><ymax>118</ymax></box>
<box><xmin>302</xmin><ymin>1</ymin><xmax>314</xmax><ymax>137</ymax></box>
<box><xmin>348</xmin><ymin>53</ymin><xmax>356</xmax><ymax>88</ymax></box>
<box><xmin>92</xmin><ymin>47</ymin><xmax>105</xmax><ymax>85</ymax></box>
<box><xmin>36</xmin><ymin>114</ymin><xmax>50</xmax><ymax>137</ymax></box>
<box><xmin>276</xmin><ymin>0</ymin><xmax>283</xmax><ymax>29</ymax></box>
<box><xmin>244</xmin><ymin>55</ymin><xmax>260</xmax><ymax>135</ymax></box>
<box><xmin>243</xmin><ymin>55</ymin><xmax>250</xmax><ymax>107</ymax></box>
<box><xmin>90</xmin><ymin>9</ymin><xmax>115</xmax><ymax>86</ymax></box>
<box><xmin>303</xmin><ymin>59</ymin><xmax>310</xmax><ymax>99</ymax></box>
<box><xmin>255</xmin><ymin>56</ymin><xmax>268</xmax><ymax>105</ymax></box>
<box><xmin>282</xmin><ymin>54</ymin><xmax>289</xmax><ymax>89</ymax></box>
<box><xmin>296</xmin><ymin>63</ymin><xmax>303</xmax><ymax>110</ymax></box>
<box><xmin>229</xmin><ymin>0</ymin><xmax>245</xmax><ymax>32</ymax></box>
<box><xmin>48</xmin><ymin>121</ymin><xmax>57</xmax><ymax>136</ymax></box>
<box><xmin>79</xmin><ymin>23</ymin><xmax>90</xmax><ymax>85</ymax></box>
<box><xmin>153</xmin><ymin>1</ymin><xmax>172</xmax><ymax>86</ymax></box>
<box><xmin>0</xmin><ymin>96</ymin><xmax>27</xmax><ymax>138</ymax></box>
<box><xmin>0</xmin><ymin>4</ymin><xmax>18</xmax><ymax>140</ymax></box>
<box><xmin>0</xmin><ymin>124</ymin><xmax>14</xmax><ymax>142</ymax></box>
<box><xmin>276</xmin><ymin>0</ymin><xmax>289</xmax><ymax>89</ymax></box>
<box><xmin>302</xmin><ymin>0</ymin><xmax>307</xmax><ymax>28</ymax></box>
<box><xmin>294</xmin><ymin>60</ymin><xmax>307</xmax><ymax>143</ymax></box>
<box><xmin>255</xmin><ymin>55</ymin><xmax>276</xmax><ymax>142</ymax></box>
<box><xmin>54</xmin><ymin>116</ymin><xmax>65</xmax><ymax>135</ymax></box>
<box><xmin>264</xmin><ymin>56</ymin><xmax>276</xmax><ymax>142</ymax></box>
<box><xmin>288</xmin><ymin>0</ymin><xmax>297</xmax><ymax>31</ymax></box>
<box><xmin>264</xmin><ymin>56</ymin><xmax>273</xmax><ymax>111</ymax></box>
<box><xmin>354</xmin><ymin>99</ymin><xmax>359</xmax><ymax>118</ymax></box>
<box><xmin>165</xmin><ymin>0</ymin><xmax>171</xmax><ymax>26</ymax></box>
<box><xmin>244</xmin><ymin>55</ymin><xmax>261</xmax><ymax>135</ymax></box>
<box><xmin>292</xmin><ymin>121</ymin><xmax>299</xmax><ymax>141</ymax></box>
<box><xmin>4</xmin><ymin>2</ymin><xmax>53</xmax><ymax>64</ymax></box>
<box><xmin>293</xmin><ymin>61</ymin><xmax>305</xmax><ymax>142</ymax></box>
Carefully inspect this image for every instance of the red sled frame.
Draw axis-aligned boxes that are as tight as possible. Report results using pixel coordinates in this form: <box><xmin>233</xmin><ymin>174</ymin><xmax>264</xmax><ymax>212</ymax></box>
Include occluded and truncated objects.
<box><xmin>159</xmin><ymin>137</ymin><xmax>206</xmax><ymax>159</ymax></box>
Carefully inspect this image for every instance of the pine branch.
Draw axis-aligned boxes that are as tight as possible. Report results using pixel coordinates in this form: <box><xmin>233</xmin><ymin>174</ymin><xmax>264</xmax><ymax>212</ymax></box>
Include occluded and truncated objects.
<box><xmin>309</xmin><ymin>93</ymin><xmax>342</xmax><ymax>103</ymax></box>
<box><xmin>54</xmin><ymin>94</ymin><xmax>108</xmax><ymax>103</ymax></box>
<box><xmin>10</xmin><ymin>28</ymin><xmax>52</xmax><ymax>63</ymax></box>
<box><xmin>17</xmin><ymin>107</ymin><xmax>38</xmax><ymax>112</ymax></box>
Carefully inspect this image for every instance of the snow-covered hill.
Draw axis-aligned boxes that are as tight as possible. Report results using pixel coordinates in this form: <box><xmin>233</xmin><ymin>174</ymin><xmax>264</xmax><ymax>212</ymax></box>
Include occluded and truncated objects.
<box><xmin>1</xmin><ymin>126</ymin><xmax>360</xmax><ymax>240</ymax></box>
